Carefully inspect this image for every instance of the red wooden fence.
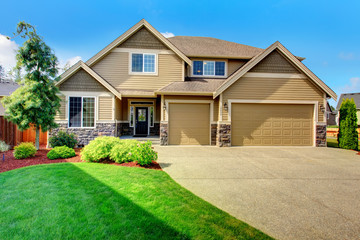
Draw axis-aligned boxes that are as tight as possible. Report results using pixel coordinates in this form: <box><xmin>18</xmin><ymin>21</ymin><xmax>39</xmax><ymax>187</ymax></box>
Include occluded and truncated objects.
<box><xmin>0</xmin><ymin>116</ymin><xmax>22</xmax><ymax>147</ymax></box>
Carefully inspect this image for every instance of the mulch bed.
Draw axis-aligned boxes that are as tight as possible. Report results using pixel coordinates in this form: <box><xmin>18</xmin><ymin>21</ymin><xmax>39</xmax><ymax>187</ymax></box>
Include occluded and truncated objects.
<box><xmin>0</xmin><ymin>149</ymin><xmax>162</xmax><ymax>173</ymax></box>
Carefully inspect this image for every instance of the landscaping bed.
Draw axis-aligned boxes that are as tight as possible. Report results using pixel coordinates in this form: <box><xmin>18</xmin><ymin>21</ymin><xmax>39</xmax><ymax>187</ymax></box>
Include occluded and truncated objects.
<box><xmin>0</xmin><ymin>148</ymin><xmax>161</xmax><ymax>173</ymax></box>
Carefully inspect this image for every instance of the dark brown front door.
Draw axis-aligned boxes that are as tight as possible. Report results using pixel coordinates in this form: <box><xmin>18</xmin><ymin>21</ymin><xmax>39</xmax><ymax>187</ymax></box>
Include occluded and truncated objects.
<box><xmin>135</xmin><ymin>107</ymin><xmax>148</xmax><ymax>136</ymax></box>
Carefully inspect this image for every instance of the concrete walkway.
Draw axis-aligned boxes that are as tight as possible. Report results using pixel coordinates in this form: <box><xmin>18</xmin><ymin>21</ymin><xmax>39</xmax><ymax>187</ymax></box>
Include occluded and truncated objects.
<box><xmin>155</xmin><ymin>146</ymin><xmax>360</xmax><ymax>240</ymax></box>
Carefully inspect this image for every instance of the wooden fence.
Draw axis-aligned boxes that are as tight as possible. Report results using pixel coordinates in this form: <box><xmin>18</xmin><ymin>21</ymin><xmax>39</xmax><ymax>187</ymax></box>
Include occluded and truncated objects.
<box><xmin>327</xmin><ymin>128</ymin><xmax>360</xmax><ymax>138</ymax></box>
<box><xmin>0</xmin><ymin>117</ymin><xmax>48</xmax><ymax>148</ymax></box>
<box><xmin>0</xmin><ymin>116</ymin><xmax>22</xmax><ymax>147</ymax></box>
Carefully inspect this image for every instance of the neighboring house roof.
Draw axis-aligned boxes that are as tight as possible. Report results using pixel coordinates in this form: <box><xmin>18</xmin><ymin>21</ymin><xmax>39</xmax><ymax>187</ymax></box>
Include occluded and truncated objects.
<box><xmin>0</xmin><ymin>80</ymin><xmax>19</xmax><ymax>96</ymax></box>
<box><xmin>0</xmin><ymin>80</ymin><xmax>19</xmax><ymax>116</ymax></box>
<box><xmin>56</xmin><ymin>61</ymin><xmax>122</xmax><ymax>99</ymax></box>
<box><xmin>214</xmin><ymin>41</ymin><xmax>337</xmax><ymax>100</ymax></box>
<box><xmin>156</xmin><ymin>79</ymin><xmax>225</xmax><ymax>95</ymax></box>
<box><xmin>168</xmin><ymin>36</ymin><xmax>263</xmax><ymax>59</ymax></box>
<box><xmin>336</xmin><ymin>93</ymin><xmax>360</xmax><ymax>110</ymax></box>
<box><xmin>86</xmin><ymin>19</ymin><xmax>192</xmax><ymax>66</ymax></box>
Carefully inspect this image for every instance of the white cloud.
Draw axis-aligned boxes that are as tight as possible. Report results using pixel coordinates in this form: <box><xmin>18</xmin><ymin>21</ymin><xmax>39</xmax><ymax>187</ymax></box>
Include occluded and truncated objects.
<box><xmin>340</xmin><ymin>77</ymin><xmax>360</xmax><ymax>93</ymax></box>
<box><xmin>161</xmin><ymin>32</ymin><xmax>175</xmax><ymax>38</ymax></box>
<box><xmin>0</xmin><ymin>34</ymin><xmax>19</xmax><ymax>72</ymax></box>
<box><xmin>339</xmin><ymin>52</ymin><xmax>355</xmax><ymax>60</ymax></box>
<box><xmin>58</xmin><ymin>56</ymin><xmax>82</xmax><ymax>74</ymax></box>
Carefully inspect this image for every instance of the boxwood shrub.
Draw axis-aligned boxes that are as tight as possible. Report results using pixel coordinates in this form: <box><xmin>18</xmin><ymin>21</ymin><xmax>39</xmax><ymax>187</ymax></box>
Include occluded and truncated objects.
<box><xmin>14</xmin><ymin>142</ymin><xmax>37</xmax><ymax>159</ymax></box>
<box><xmin>81</xmin><ymin>137</ymin><xmax>158</xmax><ymax>166</ymax></box>
<box><xmin>47</xmin><ymin>146</ymin><xmax>76</xmax><ymax>160</ymax></box>
<box><xmin>49</xmin><ymin>131</ymin><xmax>78</xmax><ymax>148</ymax></box>
<box><xmin>81</xmin><ymin>136</ymin><xmax>122</xmax><ymax>162</ymax></box>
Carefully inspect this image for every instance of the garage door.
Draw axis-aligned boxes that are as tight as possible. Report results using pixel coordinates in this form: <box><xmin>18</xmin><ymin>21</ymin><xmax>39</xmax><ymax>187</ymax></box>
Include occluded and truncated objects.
<box><xmin>232</xmin><ymin>103</ymin><xmax>313</xmax><ymax>146</ymax></box>
<box><xmin>169</xmin><ymin>103</ymin><xmax>210</xmax><ymax>145</ymax></box>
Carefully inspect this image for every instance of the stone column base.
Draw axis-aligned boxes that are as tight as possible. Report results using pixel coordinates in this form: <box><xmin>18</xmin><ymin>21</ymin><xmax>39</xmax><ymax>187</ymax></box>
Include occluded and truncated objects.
<box><xmin>316</xmin><ymin>124</ymin><xmax>327</xmax><ymax>147</ymax></box>
<box><xmin>217</xmin><ymin>123</ymin><xmax>231</xmax><ymax>147</ymax></box>
<box><xmin>160</xmin><ymin>122</ymin><xmax>168</xmax><ymax>145</ymax></box>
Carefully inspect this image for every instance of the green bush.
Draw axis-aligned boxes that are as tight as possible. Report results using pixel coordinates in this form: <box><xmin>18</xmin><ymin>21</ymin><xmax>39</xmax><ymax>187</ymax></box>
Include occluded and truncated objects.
<box><xmin>0</xmin><ymin>141</ymin><xmax>10</xmax><ymax>152</ymax></box>
<box><xmin>338</xmin><ymin>98</ymin><xmax>358</xmax><ymax>150</ymax></box>
<box><xmin>49</xmin><ymin>131</ymin><xmax>78</xmax><ymax>148</ymax></box>
<box><xmin>109</xmin><ymin>140</ymin><xmax>140</xmax><ymax>163</ymax></box>
<box><xmin>81</xmin><ymin>137</ymin><xmax>158</xmax><ymax>166</ymax></box>
<box><xmin>14</xmin><ymin>142</ymin><xmax>37</xmax><ymax>159</ymax></box>
<box><xmin>81</xmin><ymin>136</ymin><xmax>122</xmax><ymax>162</ymax></box>
<box><xmin>134</xmin><ymin>141</ymin><xmax>158</xmax><ymax>166</ymax></box>
<box><xmin>47</xmin><ymin>146</ymin><xmax>76</xmax><ymax>160</ymax></box>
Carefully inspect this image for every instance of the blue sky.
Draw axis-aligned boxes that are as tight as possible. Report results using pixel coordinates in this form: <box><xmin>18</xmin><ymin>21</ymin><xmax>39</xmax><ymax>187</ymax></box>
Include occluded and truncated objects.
<box><xmin>1</xmin><ymin>0</ymin><xmax>359</xmax><ymax>106</ymax></box>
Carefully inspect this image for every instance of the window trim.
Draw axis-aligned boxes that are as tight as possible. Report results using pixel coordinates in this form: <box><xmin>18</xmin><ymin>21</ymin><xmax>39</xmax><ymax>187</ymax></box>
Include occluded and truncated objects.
<box><xmin>68</xmin><ymin>96</ymin><xmax>96</xmax><ymax>129</ymax></box>
<box><xmin>129</xmin><ymin>53</ymin><xmax>158</xmax><ymax>75</ymax></box>
<box><xmin>191</xmin><ymin>60</ymin><xmax>227</xmax><ymax>77</ymax></box>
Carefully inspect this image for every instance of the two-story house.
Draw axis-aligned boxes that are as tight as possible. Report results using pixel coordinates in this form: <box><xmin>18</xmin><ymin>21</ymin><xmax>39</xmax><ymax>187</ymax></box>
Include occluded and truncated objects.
<box><xmin>52</xmin><ymin>19</ymin><xmax>337</xmax><ymax>147</ymax></box>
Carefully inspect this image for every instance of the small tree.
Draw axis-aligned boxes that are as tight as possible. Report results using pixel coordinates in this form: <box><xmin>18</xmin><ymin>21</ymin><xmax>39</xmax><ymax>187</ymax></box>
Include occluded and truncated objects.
<box><xmin>0</xmin><ymin>65</ymin><xmax>5</xmax><ymax>82</ymax></box>
<box><xmin>338</xmin><ymin>98</ymin><xmax>358</xmax><ymax>150</ymax></box>
<box><xmin>1</xmin><ymin>22</ymin><xmax>61</xmax><ymax>149</ymax></box>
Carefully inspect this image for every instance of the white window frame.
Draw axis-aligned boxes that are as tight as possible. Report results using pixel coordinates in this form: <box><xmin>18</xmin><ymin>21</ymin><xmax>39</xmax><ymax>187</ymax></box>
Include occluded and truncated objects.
<box><xmin>129</xmin><ymin>53</ymin><xmax>158</xmax><ymax>75</ymax></box>
<box><xmin>68</xmin><ymin>96</ymin><xmax>96</xmax><ymax>129</ymax></box>
<box><xmin>129</xmin><ymin>106</ymin><xmax>135</xmax><ymax>127</ymax></box>
<box><xmin>192</xmin><ymin>60</ymin><xmax>227</xmax><ymax>77</ymax></box>
<box><xmin>148</xmin><ymin>106</ymin><xmax>154</xmax><ymax>127</ymax></box>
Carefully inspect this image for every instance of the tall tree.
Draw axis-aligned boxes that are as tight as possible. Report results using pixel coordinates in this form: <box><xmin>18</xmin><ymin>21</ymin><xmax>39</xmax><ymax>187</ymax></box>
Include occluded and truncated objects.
<box><xmin>0</xmin><ymin>65</ymin><xmax>5</xmax><ymax>82</ymax></box>
<box><xmin>1</xmin><ymin>22</ymin><xmax>61</xmax><ymax>149</ymax></box>
<box><xmin>338</xmin><ymin>98</ymin><xmax>358</xmax><ymax>150</ymax></box>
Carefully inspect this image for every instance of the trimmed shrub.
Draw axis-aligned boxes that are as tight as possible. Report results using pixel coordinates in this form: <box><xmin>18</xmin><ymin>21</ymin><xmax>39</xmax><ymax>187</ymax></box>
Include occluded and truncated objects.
<box><xmin>134</xmin><ymin>141</ymin><xmax>158</xmax><ymax>166</ymax></box>
<box><xmin>109</xmin><ymin>140</ymin><xmax>140</xmax><ymax>163</ymax></box>
<box><xmin>47</xmin><ymin>146</ymin><xmax>76</xmax><ymax>160</ymax></box>
<box><xmin>49</xmin><ymin>131</ymin><xmax>78</xmax><ymax>148</ymax></box>
<box><xmin>81</xmin><ymin>136</ymin><xmax>122</xmax><ymax>162</ymax></box>
<box><xmin>338</xmin><ymin>98</ymin><xmax>358</xmax><ymax>150</ymax></box>
<box><xmin>0</xmin><ymin>141</ymin><xmax>10</xmax><ymax>152</ymax></box>
<box><xmin>14</xmin><ymin>142</ymin><xmax>37</xmax><ymax>159</ymax></box>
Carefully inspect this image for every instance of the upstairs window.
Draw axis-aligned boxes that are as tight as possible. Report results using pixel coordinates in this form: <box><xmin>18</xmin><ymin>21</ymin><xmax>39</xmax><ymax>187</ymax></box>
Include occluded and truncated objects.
<box><xmin>193</xmin><ymin>60</ymin><xmax>226</xmax><ymax>76</ymax></box>
<box><xmin>131</xmin><ymin>53</ymin><xmax>156</xmax><ymax>73</ymax></box>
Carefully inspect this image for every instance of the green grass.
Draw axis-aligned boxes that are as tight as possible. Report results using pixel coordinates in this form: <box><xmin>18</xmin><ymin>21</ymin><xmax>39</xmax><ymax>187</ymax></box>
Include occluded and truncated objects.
<box><xmin>0</xmin><ymin>163</ymin><xmax>272</xmax><ymax>240</ymax></box>
<box><xmin>327</xmin><ymin>138</ymin><xmax>339</xmax><ymax>148</ymax></box>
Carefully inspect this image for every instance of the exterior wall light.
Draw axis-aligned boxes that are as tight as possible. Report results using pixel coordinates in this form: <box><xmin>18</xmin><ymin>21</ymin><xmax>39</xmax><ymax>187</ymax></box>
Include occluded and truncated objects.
<box><xmin>224</xmin><ymin>102</ymin><xmax>228</xmax><ymax>111</ymax></box>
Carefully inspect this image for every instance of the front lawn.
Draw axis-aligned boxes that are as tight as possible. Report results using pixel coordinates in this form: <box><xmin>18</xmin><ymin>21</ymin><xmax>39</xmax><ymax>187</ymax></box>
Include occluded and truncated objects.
<box><xmin>0</xmin><ymin>163</ymin><xmax>272</xmax><ymax>240</ymax></box>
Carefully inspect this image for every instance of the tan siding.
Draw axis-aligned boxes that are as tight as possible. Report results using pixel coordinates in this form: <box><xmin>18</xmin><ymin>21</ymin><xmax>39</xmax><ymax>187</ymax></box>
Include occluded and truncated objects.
<box><xmin>122</xmin><ymin>97</ymin><xmax>129</xmax><ymax>121</ymax></box>
<box><xmin>228</xmin><ymin>59</ymin><xmax>247</xmax><ymax>75</ymax></box>
<box><xmin>249</xmin><ymin>50</ymin><xmax>300</xmax><ymax>73</ymax></box>
<box><xmin>115</xmin><ymin>98</ymin><xmax>122</xmax><ymax>120</ymax></box>
<box><xmin>222</xmin><ymin>77</ymin><xmax>325</xmax><ymax>121</ymax></box>
<box><xmin>59</xmin><ymin>69</ymin><xmax>108</xmax><ymax>92</ymax></box>
<box><xmin>55</xmin><ymin>95</ymin><xmax>66</xmax><ymax>120</ymax></box>
<box><xmin>118</xmin><ymin>27</ymin><xmax>168</xmax><ymax>50</ymax></box>
<box><xmin>213</xmin><ymin>96</ymin><xmax>219</xmax><ymax>122</ymax></box>
<box><xmin>92</xmin><ymin>52</ymin><xmax>183</xmax><ymax>90</ymax></box>
<box><xmin>98</xmin><ymin>96</ymin><xmax>113</xmax><ymax>120</ymax></box>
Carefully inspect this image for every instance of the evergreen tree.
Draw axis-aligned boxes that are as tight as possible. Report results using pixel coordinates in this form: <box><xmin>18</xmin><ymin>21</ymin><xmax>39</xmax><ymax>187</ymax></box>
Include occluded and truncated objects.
<box><xmin>1</xmin><ymin>22</ymin><xmax>61</xmax><ymax>149</ymax></box>
<box><xmin>338</xmin><ymin>98</ymin><xmax>358</xmax><ymax>150</ymax></box>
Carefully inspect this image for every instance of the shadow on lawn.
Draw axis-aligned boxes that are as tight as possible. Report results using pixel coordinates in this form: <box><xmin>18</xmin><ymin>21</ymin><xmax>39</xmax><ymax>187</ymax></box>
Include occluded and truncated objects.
<box><xmin>0</xmin><ymin>163</ymin><xmax>189</xmax><ymax>240</ymax></box>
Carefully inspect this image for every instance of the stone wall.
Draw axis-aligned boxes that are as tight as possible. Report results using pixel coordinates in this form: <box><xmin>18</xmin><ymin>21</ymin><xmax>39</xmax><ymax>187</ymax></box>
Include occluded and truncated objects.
<box><xmin>50</xmin><ymin>123</ymin><xmax>116</xmax><ymax>146</ymax></box>
<box><xmin>160</xmin><ymin>122</ymin><xmax>168</xmax><ymax>145</ymax></box>
<box><xmin>117</xmin><ymin>122</ymin><xmax>133</xmax><ymax>136</ymax></box>
<box><xmin>150</xmin><ymin>123</ymin><xmax>160</xmax><ymax>136</ymax></box>
<box><xmin>316</xmin><ymin>124</ymin><xmax>327</xmax><ymax>147</ymax></box>
<box><xmin>211</xmin><ymin>123</ymin><xmax>217</xmax><ymax>146</ymax></box>
<box><xmin>217</xmin><ymin>123</ymin><xmax>231</xmax><ymax>147</ymax></box>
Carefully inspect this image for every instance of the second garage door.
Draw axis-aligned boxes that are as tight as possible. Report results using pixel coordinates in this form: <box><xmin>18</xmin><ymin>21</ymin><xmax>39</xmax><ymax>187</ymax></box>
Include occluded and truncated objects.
<box><xmin>232</xmin><ymin>103</ymin><xmax>313</xmax><ymax>146</ymax></box>
<box><xmin>169</xmin><ymin>103</ymin><xmax>210</xmax><ymax>145</ymax></box>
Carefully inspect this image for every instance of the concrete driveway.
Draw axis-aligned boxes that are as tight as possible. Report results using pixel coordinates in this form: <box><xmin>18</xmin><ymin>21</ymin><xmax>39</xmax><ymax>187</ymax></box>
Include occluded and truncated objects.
<box><xmin>155</xmin><ymin>146</ymin><xmax>360</xmax><ymax>240</ymax></box>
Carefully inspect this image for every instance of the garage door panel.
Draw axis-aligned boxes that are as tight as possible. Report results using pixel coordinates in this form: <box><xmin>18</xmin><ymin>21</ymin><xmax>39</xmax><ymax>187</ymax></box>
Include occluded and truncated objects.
<box><xmin>169</xmin><ymin>103</ymin><xmax>210</xmax><ymax>145</ymax></box>
<box><xmin>232</xmin><ymin>103</ymin><xmax>313</xmax><ymax>146</ymax></box>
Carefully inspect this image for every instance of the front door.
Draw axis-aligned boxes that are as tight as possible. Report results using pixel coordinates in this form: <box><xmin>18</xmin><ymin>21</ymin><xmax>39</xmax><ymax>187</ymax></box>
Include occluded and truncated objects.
<box><xmin>135</xmin><ymin>107</ymin><xmax>148</xmax><ymax>136</ymax></box>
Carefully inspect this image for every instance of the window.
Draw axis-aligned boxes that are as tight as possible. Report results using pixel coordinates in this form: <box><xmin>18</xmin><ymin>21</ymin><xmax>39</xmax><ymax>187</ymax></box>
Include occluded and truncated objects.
<box><xmin>131</xmin><ymin>53</ymin><xmax>156</xmax><ymax>73</ymax></box>
<box><xmin>149</xmin><ymin>106</ymin><xmax>154</xmax><ymax>127</ymax></box>
<box><xmin>129</xmin><ymin>106</ymin><xmax>134</xmax><ymax>127</ymax></box>
<box><xmin>193</xmin><ymin>60</ymin><xmax>226</xmax><ymax>76</ymax></box>
<box><xmin>69</xmin><ymin>97</ymin><xmax>95</xmax><ymax>128</ymax></box>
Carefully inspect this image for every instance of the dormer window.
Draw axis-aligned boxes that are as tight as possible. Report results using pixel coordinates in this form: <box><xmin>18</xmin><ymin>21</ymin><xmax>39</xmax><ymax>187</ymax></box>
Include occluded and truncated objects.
<box><xmin>130</xmin><ymin>53</ymin><xmax>157</xmax><ymax>74</ymax></box>
<box><xmin>193</xmin><ymin>60</ymin><xmax>226</xmax><ymax>77</ymax></box>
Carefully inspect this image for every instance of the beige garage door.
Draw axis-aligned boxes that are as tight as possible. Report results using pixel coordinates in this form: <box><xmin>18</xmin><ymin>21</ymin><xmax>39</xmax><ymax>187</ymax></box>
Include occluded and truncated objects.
<box><xmin>169</xmin><ymin>103</ymin><xmax>210</xmax><ymax>145</ymax></box>
<box><xmin>232</xmin><ymin>103</ymin><xmax>313</xmax><ymax>146</ymax></box>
